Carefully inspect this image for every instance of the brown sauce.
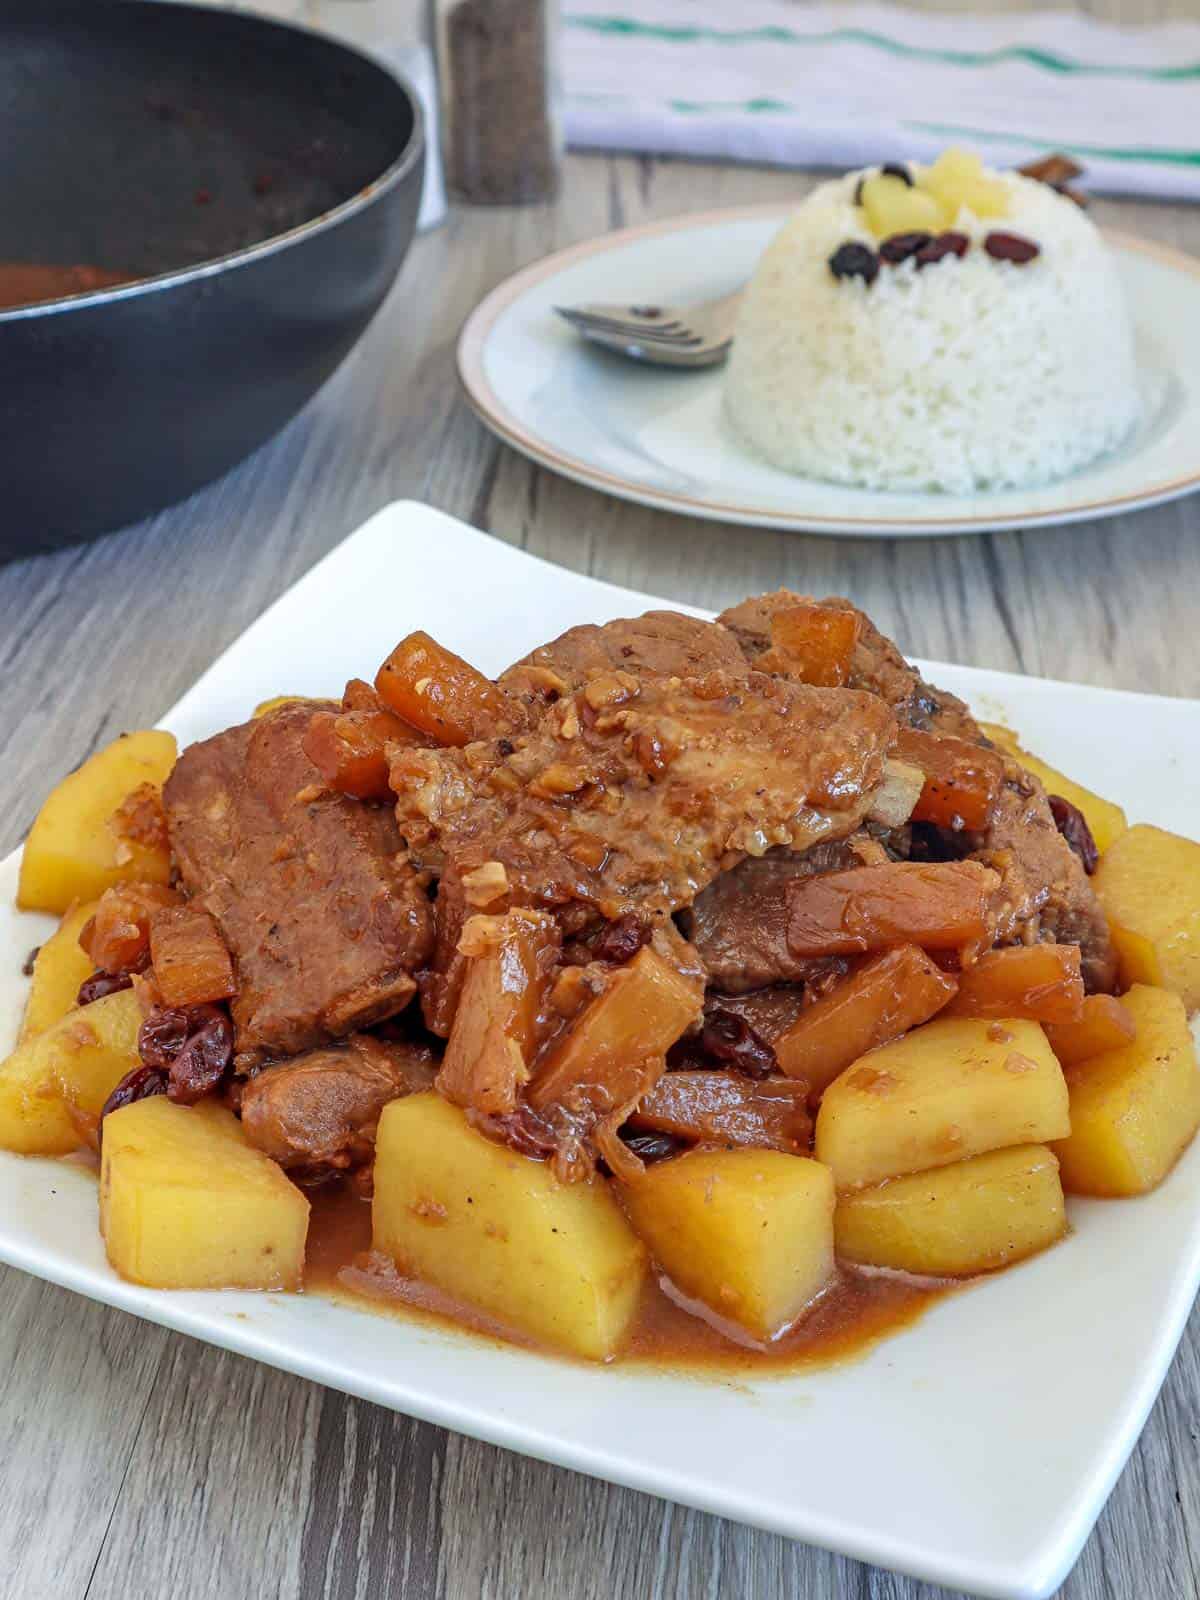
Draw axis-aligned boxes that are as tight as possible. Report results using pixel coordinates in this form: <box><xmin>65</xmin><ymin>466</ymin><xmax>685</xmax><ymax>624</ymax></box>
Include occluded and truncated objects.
<box><xmin>0</xmin><ymin>263</ymin><xmax>131</xmax><ymax>311</ymax></box>
<box><xmin>303</xmin><ymin>1182</ymin><xmax>955</xmax><ymax>1373</ymax></box>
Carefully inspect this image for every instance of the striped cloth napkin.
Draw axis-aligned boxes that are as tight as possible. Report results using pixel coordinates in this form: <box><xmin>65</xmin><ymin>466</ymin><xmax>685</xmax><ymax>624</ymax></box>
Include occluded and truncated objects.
<box><xmin>561</xmin><ymin>2</ymin><xmax>1200</xmax><ymax>200</ymax></box>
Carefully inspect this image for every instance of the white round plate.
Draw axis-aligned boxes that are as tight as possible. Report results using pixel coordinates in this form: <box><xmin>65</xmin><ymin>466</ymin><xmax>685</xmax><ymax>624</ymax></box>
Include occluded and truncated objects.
<box><xmin>458</xmin><ymin>203</ymin><xmax>1200</xmax><ymax>538</ymax></box>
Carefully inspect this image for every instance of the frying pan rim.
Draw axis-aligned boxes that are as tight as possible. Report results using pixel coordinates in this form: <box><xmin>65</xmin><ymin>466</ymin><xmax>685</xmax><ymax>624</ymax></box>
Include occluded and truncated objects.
<box><xmin>0</xmin><ymin>0</ymin><xmax>425</xmax><ymax>324</ymax></box>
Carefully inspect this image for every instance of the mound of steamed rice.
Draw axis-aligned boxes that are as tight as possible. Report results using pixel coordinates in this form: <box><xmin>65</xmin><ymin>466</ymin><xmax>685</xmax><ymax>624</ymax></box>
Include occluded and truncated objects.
<box><xmin>723</xmin><ymin>169</ymin><xmax>1142</xmax><ymax>494</ymax></box>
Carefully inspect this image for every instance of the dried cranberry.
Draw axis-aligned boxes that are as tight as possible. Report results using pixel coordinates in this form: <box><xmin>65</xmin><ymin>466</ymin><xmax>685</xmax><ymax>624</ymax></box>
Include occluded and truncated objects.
<box><xmin>77</xmin><ymin>969</ymin><xmax>135</xmax><ymax>1008</ymax></box>
<box><xmin>137</xmin><ymin>1002</ymin><xmax>234</xmax><ymax>1103</ymax></box>
<box><xmin>619</xmin><ymin>1130</ymin><xmax>686</xmax><ymax>1164</ymax></box>
<box><xmin>168</xmin><ymin>1012</ymin><xmax>234</xmax><ymax>1104</ymax></box>
<box><xmin>1049</xmin><ymin>795</ymin><xmax>1099</xmax><ymax>875</ymax></box>
<box><xmin>879</xmin><ymin>231</ymin><xmax>934</xmax><ymax>266</ymax></box>
<box><xmin>985</xmin><ymin>231</ymin><xmax>1040</xmax><ymax>264</ymax></box>
<box><xmin>701</xmin><ymin>1009</ymin><xmax>776</xmax><ymax>1079</ymax></box>
<box><xmin>829</xmin><ymin>242</ymin><xmax>879</xmax><ymax>285</ymax></box>
<box><xmin>138</xmin><ymin>1007</ymin><xmax>193</xmax><ymax>1068</ymax></box>
<box><xmin>915</xmin><ymin>231</ymin><xmax>970</xmax><ymax>268</ymax></box>
<box><xmin>592</xmin><ymin>913</ymin><xmax>651</xmax><ymax>965</ymax></box>
<box><xmin>101</xmin><ymin>1064</ymin><xmax>168</xmax><ymax>1123</ymax></box>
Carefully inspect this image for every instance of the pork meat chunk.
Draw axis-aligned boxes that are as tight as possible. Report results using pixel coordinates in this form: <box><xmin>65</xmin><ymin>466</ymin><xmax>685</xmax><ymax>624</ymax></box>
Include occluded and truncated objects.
<box><xmin>165</xmin><ymin>703</ymin><xmax>435</xmax><ymax>1063</ymax></box>
<box><xmin>683</xmin><ymin>836</ymin><xmax>888</xmax><ymax>992</ymax></box>
<box><xmin>502</xmin><ymin>611</ymin><xmax>745</xmax><ymax>701</ymax></box>
<box><xmin>391</xmin><ymin>668</ymin><xmax>896</xmax><ymax>921</ymax></box>
<box><xmin>240</xmin><ymin>1033</ymin><xmax>436</xmax><ymax>1173</ymax></box>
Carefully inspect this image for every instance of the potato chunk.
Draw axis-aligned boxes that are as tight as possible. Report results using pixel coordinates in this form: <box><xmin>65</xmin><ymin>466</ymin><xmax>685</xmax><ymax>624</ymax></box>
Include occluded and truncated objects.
<box><xmin>19</xmin><ymin>898</ymin><xmax>98</xmax><ymax>1042</ymax></box>
<box><xmin>373</xmin><ymin>1092</ymin><xmax>646</xmax><ymax>1360</ymax></box>
<box><xmin>17</xmin><ymin>730</ymin><xmax>177</xmax><ymax>913</ymax></box>
<box><xmin>1092</xmin><ymin>825</ymin><xmax>1200</xmax><ymax>1012</ymax></box>
<box><xmin>620</xmin><ymin>1150</ymin><xmax>835</xmax><ymax>1342</ymax></box>
<box><xmin>814</xmin><ymin>1017</ymin><xmax>1070</xmax><ymax>1191</ymax></box>
<box><xmin>834</xmin><ymin>1145</ymin><xmax>1066</xmax><ymax>1276</ymax></box>
<box><xmin>101</xmin><ymin>1097</ymin><xmax>309</xmax><ymax>1289</ymax></box>
<box><xmin>1052</xmin><ymin>985</ymin><xmax>1200</xmax><ymax>1197</ymax></box>
<box><xmin>0</xmin><ymin>989</ymin><xmax>142</xmax><ymax>1154</ymax></box>
<box><xmin>979</xmin><ymin>723</ymin><xmax>1128</xmax><ymax>855</ymax></box>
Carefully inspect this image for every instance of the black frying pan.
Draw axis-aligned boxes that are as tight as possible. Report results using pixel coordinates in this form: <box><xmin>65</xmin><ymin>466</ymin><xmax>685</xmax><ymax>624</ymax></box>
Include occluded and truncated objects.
<box><xmin>0</xmin><ymin>0</ymin><xmax>424</xmax><ymax>559</ymax></box>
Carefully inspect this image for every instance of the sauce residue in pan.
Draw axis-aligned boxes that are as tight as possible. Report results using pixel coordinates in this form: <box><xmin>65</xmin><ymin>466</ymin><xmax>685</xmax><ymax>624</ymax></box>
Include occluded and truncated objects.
<box><xmin>303</xmin><ymin>1182</ymin><xmax>954</xmax><ymax>1374</ymax></box>
<box><xmin>0</xmin><ymin>264</ymin><xmax>131</xmax><ymax>311</ymax></box>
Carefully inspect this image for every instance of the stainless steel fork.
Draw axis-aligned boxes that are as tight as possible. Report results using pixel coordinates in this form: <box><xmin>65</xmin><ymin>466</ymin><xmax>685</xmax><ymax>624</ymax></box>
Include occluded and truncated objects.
<box><xmin>554</xmin><ymin>286</ymin><xmax>744</xmax><ymax>369</ymax></box>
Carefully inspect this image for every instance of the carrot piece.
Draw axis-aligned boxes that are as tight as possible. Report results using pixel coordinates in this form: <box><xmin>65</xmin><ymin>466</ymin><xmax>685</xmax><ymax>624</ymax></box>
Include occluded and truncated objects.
<box><xmin>761</xmin><ymin>603</ymin><xmax>862</xmax><ymax>688</ymax></box>
<box><xmin>894</xmin><ymin>728</ymin><xmax>1004</xmax><ymax>833</ymax></box>
<box><xmin>1044</xmin><ymin>993</ymin><xmax>1138</xmax><ymax>1066</ymax></box>
<box><xmin>437</xmin><ymin>909</ymin><xmax>561</xmax><ymax>1117</ymax></box>
<box><xmin>774</xmin><ymin>945</ymin><xmax>958</xmax><ymax>1094</ymax></box>
<box><xmin>786</xmin><ymin>861</ymin><xmax>997</xmax><ymax>958</ymax></box>
<box><xmin>375</xmin><ymin>631</ymin><xmax>512</xmax><ymax>747</ymax></box>
<box><xmin>82</xmin><ymin>882</ymin><xmax>181</xmax><ymax>974</ymax></box>
<box><xmin>303</xmin><ymin>706</ymin><xmax>414</xmax><ymax>801</ymax></box>
<box><xmin>943</xmin><ymin>944</ymin><xmax>1084</xmax><ymax>1025</ymax></box>
<box><xmin>149</xmin><ymin>904</ymin><xmax>237</xmax><ymax>1007</ymax></box>
<box><xmin>528</xmin><ymin>945</ymin><xmax>702</xmax><ymax>1118</ymax></box>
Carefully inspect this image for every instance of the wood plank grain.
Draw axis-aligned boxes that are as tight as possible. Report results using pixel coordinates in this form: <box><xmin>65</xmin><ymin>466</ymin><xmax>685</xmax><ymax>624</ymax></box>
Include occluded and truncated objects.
<box><xmin>2</xmin><ymin>89</ymin><xmax>1199</xmax><ymax>1600</ymax></box>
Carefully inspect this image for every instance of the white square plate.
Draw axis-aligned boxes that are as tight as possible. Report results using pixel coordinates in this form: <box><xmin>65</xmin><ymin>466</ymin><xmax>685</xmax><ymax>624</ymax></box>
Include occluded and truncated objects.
<box><xmin>2</xmin><ymin>503</ymin><xmax>1198</xmax><ymax>1600</ymax></box>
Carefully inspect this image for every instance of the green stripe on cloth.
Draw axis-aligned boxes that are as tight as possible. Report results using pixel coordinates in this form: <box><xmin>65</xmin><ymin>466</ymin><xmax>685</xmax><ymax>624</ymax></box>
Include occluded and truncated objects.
<box><xmin>564</xmin><ymin>16</ymin><xmax>1200</xmax><ymax>80</ymax></box>
<box><xmin>908</xmin><ymin>122</ymin><xmax>1200</xmax><ymax>166</ymax></box>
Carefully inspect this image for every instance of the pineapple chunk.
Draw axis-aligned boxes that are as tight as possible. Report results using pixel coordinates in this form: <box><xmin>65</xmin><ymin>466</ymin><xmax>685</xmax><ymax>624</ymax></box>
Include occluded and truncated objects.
<box><xmin>835</xmin><ymin>1145</ymin><xmax>1066</xmax><ymax>1276</ymax></box>
<box><xmin>17</xmin><ymin>730</ymin><xmax>177</xmax><ymax>913</ymax></box>
<box><xmin>0</xmin><ymin>988</ymin><xmax>141</xmax><ymax>1154</ymax></box>
<box><xmin>1052</xmin><ymin>985</ymin><xmax>1200</xmax><ymax>1197</ymax></box>
<box><xmin>815</xmin><ymin>1017</ymin><xmax>1070</xmax><ymax>1191</ymax></box>
<box><xmin>19</xmin><ymin>898</ymin><xmax>98</xmax><ymax>1042</ymax></box>
<box><xmin>978</xmin><ymin>723</ymin><xmax>1127</xmax><ymax>855</ymax></box>
<box><xmin>859</xmin><ymin>173</ymin><xmax>945</xmax><ymax>238</ymax></box>
<box><xmin>101</xmin><ymin>1097</ymin><xmax>309</xmax><ymax>1289</ymax></box>
<box><xmin>1093</xmin><ymin>825</ymin><xmax>1200</xmax><ymax>1012</ymax></box>
<box><xmin>920</xmin><ymin>147</ymin><xmax>1009</xmax><ymax>220</ymax></box>
<box><xmin>620</xmin><ymin>1149</ymin><xmax>835</xmax><ymax>1342</ymax></box>
<box><xmin>373</xmin><ymin>1092</ymin><xmax>646</xmax><ymax>1360</ymax></box>
<box><xmin>1044</xmin><ymin>995</ymin><xmax>1137</xmax><ymax>1067</ymax></box>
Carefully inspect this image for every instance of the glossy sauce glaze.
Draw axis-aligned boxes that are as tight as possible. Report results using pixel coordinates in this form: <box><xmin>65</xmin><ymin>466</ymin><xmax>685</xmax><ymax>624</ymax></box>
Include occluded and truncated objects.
<box><xmin>0</xmin><ymin>264</ymin><xmax>131</xmax><ymax>310</ymax></box>
<box><xmin>304</xmin><ymin>1182</ymin><xmax>953</xmax><ymax>1373</ymax></box>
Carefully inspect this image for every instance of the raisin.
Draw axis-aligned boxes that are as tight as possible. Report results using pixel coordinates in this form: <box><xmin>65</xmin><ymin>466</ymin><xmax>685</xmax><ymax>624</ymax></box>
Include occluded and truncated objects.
<box><xmin>592</xmin><ymin>913</ymin><xmax>651</xmax><ymax>965</ymax></box>
<box><xmin>985</xmin><ymin>231</ymin><xmax>1040</xmax><ymax>264</ymax></box>
<box><xmin>701</xmin><ymin>1009</ymin><xmax>776</xmax><ymax>1079</ymax></box>
<box><xmin>618</xmin><ymin>1130</ymin><xmax>685</xmax><ymax>1164</ymax></box>
<box><xmin>21</xmin><ymin>947</ymin><xmax>39</xmax><ymax>978</ymax></box>
<box><xmin>1048</xmin><ymin>795</ymin><xmax>1099</xmax><ymax>876</ymax></box>
<box><xmin>101</xmin><ymin>1063</ymin><xmax>168</xmax><ymax>1124</ymax></box>
<box><xmin>168</xmin><ymin>1012</ymin><xmax>234</xmax><ymax>1104</ymax></box>
<box><xmin>829</xmin><ymin>242</ymin><xmax>879</xmax><ymax>285</ymax></box>
<box><xmin>77</xmin><ymin>969</ymin><xmax>135</xmax><ymax>1008</ymax></box>
<box><xmin>915</xmin><ymin>231</ymin><xmax>970</xmax><ymax>268</ymax></box>
<box><xmin>879</xmin><ymin>231</ymin><xmax>934</xmax><ymax>266</ymax></box>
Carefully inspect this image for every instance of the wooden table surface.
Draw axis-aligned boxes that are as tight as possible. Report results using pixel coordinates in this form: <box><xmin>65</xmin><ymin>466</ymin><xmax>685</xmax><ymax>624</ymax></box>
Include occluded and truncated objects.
<box><xmin>4</xmin><ymin>134</ymin><xmax>1200</xmax><ymax>1600</ymax></box>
